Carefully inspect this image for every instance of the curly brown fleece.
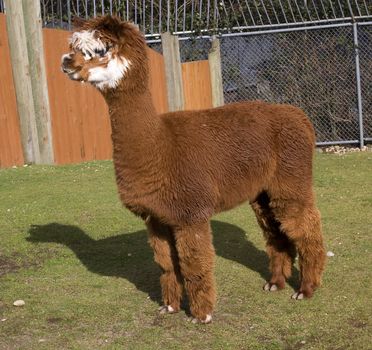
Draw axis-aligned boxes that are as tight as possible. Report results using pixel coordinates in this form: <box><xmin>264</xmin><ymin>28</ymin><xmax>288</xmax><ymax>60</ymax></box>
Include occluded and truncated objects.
<box><xmin>62</xmin><ymin>16</ymin><xmax>326</xmax><ymax>323</ymax></box>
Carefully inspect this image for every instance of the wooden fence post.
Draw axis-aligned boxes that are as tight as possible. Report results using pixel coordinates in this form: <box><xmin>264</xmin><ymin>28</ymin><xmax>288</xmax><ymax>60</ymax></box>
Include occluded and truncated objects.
<box><xmin>161</xmin><ymin>32</ymin><xmax>184</xmax><ymax>112</ymax></box>
<box><xmin>4</xmin><ymin>0</ymin><xmax>40</xmax><ymax>164</ymax></box>
<box><xmin>208</xmin><ymin>36</ymin><xmax>224</xmax><ymax>107</ymax></box>
<box><xmin>22</xmin><ymin>0</ymin><xmax>54</xmax><ymax>164</ymax></box>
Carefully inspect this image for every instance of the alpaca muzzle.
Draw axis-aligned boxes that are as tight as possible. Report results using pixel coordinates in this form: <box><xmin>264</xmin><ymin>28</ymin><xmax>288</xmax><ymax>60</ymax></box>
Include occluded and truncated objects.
<box><xmin>61</xmin><ymin>55</ymin><xmax>75</xmax><ymax>74</ymax></box>
<box><xmin>61</xmin><ymin>53</ymin><xmax>73</xmax><ymax>69</ymax></box>
<box><xmin>61</xmin><ymin>54</ymin><xmax>84</xmax><ymax>81</ymax></box>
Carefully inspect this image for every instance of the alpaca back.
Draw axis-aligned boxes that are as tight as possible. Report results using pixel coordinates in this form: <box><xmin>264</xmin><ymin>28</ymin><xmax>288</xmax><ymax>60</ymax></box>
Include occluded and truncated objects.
<box><xmin>157</xmin><ymin>101</ymin><xmax>315</xmax><ymax>213</ymax></box>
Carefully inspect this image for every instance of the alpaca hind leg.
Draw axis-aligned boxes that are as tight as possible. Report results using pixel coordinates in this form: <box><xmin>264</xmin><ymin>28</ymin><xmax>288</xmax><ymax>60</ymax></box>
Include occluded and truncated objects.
<box><xmin>272</xmin><ymin>202</ymin><xmax>326</xmax><ymax>299</ymax></box>
<box><xmin>146</xmin><ymin>217</ymin><xmax>183</xmax><ymax>313</ymax></box>
<box><xmin>264</xmin><ymin>235</ymin><xmax>296</xmax><ymax>291</ymax></box>
<box><xmin>174</xmin><ymin>222</ymin><xmax>216</xmax><ymax>323</ymax></box>
<box><xmin>251</xmin><ymin>192</ymin><xmax>296</xmax><ymax>292</ymax></box>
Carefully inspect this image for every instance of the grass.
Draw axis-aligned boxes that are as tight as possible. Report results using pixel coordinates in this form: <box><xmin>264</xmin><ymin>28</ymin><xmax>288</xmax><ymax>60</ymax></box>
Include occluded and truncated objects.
<box><xmin>0</xmin><ymin>153</ymin><xmax>371</xmax><ymax>349</ymax></box>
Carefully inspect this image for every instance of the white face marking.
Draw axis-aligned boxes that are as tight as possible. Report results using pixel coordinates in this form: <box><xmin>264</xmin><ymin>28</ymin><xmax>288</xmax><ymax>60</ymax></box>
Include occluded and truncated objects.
<box><xmin>70</xmin><ymin>30</ymin><xmax>106</xmax><ymax>60</ymax></box>
<box><xmin>88</xmin><ymin>55</ymin><xmax>131</xmax><ymax>90</ymax></box>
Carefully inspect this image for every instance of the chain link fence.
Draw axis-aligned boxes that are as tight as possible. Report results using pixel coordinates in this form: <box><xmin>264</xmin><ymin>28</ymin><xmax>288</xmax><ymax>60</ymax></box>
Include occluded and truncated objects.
<box><xmin>177</xmin><ymin>22</ymin><xmax>372</xmax><ymax>145</ymax></box>
<box><xmin>148</xmin><ymin>37</ymin><xmax>212</xmax><ymax>62</ymax></box>
<box><xmin>359</xmin><ymin>24</ymin><xmax>372</xmax><ymax>142</ymax></box>
<box><xmin>179</xmin><ymin>37</ymin><xmax>211</xmax><ymax>62</ymax></box>
<box><xmin>220</xmin><ymin>25</ymin><xmax>361</xmax><ymax>144</ymax></box>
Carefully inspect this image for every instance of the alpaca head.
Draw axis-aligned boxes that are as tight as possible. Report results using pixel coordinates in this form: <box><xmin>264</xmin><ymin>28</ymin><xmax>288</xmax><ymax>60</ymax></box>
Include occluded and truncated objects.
<box><xmin>61</xmin><ymin>16</ymin><xmax>148</xmax><ymax>92</ymax></box>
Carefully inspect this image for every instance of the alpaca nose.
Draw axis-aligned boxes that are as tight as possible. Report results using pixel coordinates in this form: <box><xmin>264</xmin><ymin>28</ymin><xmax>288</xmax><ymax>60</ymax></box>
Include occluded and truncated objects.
<box><xmin>61</xmin><ymin>53</ymin><xmax>73</xmax><ymax>63</ymax></box>
<box><xmin>61</xmin><ymin>53</ymin><xmax>73</xmax><ymax>71</ymax></box>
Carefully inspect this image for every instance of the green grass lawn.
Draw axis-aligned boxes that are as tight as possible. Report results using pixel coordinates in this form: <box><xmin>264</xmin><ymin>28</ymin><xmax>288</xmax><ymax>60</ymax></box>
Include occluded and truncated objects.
<box><xmin>0</xmin><ymin>153</ymin><xmax>371</xmax><ymax>349</ymax></box>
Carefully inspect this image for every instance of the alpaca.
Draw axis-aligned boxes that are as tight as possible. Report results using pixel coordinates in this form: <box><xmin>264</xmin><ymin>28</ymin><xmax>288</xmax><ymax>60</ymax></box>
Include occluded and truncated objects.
<box><xmin>61</xmin><ymin>16</ymin><xmax>326</xmax><ymax>323</ymax></box>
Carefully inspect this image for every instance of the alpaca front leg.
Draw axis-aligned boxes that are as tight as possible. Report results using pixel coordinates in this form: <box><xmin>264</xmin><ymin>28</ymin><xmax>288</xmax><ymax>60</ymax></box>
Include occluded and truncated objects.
<box><xmin>174</xmin><ymin>222</ymin><xmax>216</xmax><ymax>323</ymax></box>
<box><xmin>146</xmin><ymin>217</ymin><xmax>183</xmax><ymax>313</ymax></box>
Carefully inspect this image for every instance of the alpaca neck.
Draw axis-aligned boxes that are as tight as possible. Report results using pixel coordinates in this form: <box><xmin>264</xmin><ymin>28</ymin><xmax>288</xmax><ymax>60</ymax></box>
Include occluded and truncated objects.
<box><xmin>104</xmin><ymin>86</ymin><xmax>159</xmax><ymax>169</ymax></box>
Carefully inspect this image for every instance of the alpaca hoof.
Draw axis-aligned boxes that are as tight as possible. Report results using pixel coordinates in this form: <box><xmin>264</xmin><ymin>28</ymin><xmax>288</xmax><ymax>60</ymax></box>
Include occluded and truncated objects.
<box><xmin>189</xmin><ymin>314</ymin><xmax>212</xmax><ymax>324</ymax></box>
<box><xmin>158</xmin><ymin>305</ymin><xmax>176</xmax><ymax>314</ymax></box>
<box><xmin>263</xmin><ymin>282</ymin><xmax>278</xmax><ymax>292</ymax></box>
<box><xmin>291</xmin><ymin>291</ymin><xmax>304</xmax><ymax>300</ymax></box>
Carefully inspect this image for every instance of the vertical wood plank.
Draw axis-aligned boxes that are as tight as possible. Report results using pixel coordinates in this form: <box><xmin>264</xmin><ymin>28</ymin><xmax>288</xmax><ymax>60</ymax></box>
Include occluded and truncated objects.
<box><xmin>4</xmin><ymin>0</ymin><xmax>40</xmax><ymax>164</ymax></box>
<box><xmin>208</xmin><ymin>37</ymin><xmax>225</xmax><ymax>107</ymax></box>
<box><xmin>0</xmin><ymin>14</ymin><xmax>24</xmax><ymax>168</ymax></box>
<box><xmin>23</xmin><ymin>0</ymin><xmax>54</xmax><ymax>164</ymax></box>
<box><xmin>161</xmin><ymin>32</ymin><xmax>184</xmax><ymax>111</ymax></box>
<box><xmin>147</xmin><ymin>47</ymin><xmax>169</xmax><ymax>114</ymax></box>
<box><xmin>182</xmin><ymin>60</ymin><xmax>213</xmax><ymax>111</ymax></box>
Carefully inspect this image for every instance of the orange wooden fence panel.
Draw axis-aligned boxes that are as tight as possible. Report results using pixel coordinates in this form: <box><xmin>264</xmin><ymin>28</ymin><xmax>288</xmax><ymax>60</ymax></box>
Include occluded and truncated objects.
<box><xmin>42</xmin><ymin>28</ymin><xmax>169</xmax><ymax>165</ymax></box>
<box><xmin>182</xmin><ymin>60</ymin><xmax>213</xmax><ymax>111</ymax></box>
<box><xmin>147</xmin><ymin>47</ymin><xmax>169</xmax><ymax>114</ymax></box>
<box><xmin>43</xmin><ymin>28</ymin><xmax>112</xmax><ymax>165</ymax></box>
<box><xmin>0</xmin><ymin>14</ymin><xmax>24</xmax><ymax>168</ymax></box>
<box><xmin>0</xmin><ymin>20</ymin><xmax>212</xmax><ymax>168</ymax></box>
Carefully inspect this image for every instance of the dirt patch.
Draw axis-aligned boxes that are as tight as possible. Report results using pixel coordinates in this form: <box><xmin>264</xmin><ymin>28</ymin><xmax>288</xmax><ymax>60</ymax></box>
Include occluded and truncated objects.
<box><xmin>0</xmin><ymin>248</ymin><xmax>58</xmax><ymax>278</ymax></box>
<box><xmin>47</xmin><ymin>317</ymin><xmax>63</xmax><ymax>324</ymax></box>
<box><xmin>0</xmin><ymin>256</ymin><xmax>20</xmax><ymax>277</ymax></box>
<box><xmin>0</xmin><ymin>299</ymin><xmax>6</xmax><ymax>314</ymax></box>
<box><xmin>349</xmin><ymin>318</ymin><xmax>368</xmax><ymax>329</ymax></box>
<box><xmin>282</xmin><ymin>335</ymin><xmax>317</xmax><ymax>350</ymax></box>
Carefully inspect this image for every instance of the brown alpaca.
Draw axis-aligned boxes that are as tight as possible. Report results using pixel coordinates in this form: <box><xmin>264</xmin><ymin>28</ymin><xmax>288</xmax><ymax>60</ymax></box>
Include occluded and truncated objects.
<box><xmin>61</xmin><ymin>16</ymin><xmax>326</xmax><ymax>323</ymax></box>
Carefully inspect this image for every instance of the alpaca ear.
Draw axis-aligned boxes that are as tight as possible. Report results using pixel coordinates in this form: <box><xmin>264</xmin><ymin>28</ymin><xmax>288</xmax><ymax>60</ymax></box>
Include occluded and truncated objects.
<box><xmin>96</xmin><ymin>15</ymin><xmax>125</xmax><ymax>41</ymax></box>
<box><xmin>72</xmin><ymin>16</ymin><xmax>88</xmax><ymax>30</ymax></box>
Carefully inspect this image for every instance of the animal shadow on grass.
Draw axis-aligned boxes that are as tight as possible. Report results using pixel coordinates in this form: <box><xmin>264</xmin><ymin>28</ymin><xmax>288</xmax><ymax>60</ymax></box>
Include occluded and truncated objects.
<box><xmin>27</xmin><ymin>221</ymin><xmax>299</xmax><ymax>305</ymax></box>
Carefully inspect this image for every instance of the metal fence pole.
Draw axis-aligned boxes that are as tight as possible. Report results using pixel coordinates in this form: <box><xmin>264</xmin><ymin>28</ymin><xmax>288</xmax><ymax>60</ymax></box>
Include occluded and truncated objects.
<box><xmin>353</xmin><ymin>22</ymin><xmax>364</xmax><ymax>148</ymax></box>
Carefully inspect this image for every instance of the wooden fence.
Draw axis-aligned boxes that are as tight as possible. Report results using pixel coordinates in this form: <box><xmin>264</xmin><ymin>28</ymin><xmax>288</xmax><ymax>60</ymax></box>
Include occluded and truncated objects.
<box><xmin>43</xmin><ymin>28</ymin><xmax>169</xmax><ymax>165</ymax></box>
<box><xmin>0</xmin><ymin>14</ymin><xmax>24</xmax><ymax>168</ymax></box>
<box><xmin>182</xmin><ymin>60</ymin><xmax>212</xmax><ymax>111</ymax></box>
<box><xmin>0</xmin><ymin>13</ymin><xmax>215</xmax><ymax>168</ymax></box>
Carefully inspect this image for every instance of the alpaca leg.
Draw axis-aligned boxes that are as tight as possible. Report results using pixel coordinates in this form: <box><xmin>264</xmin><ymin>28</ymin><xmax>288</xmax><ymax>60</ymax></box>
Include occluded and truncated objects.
<box><xmin>272</xmin><ymin>202</ymin><xmax>326</xmax><ymax>299</ymax></box>
<box><xmin>251</xmin><ymin>193</ymin><xmax>296</xmax><ymax>291</ymax></box>
<box><xmin>174</xmin><ymin>222</ymin><xmax>216</xmax><ymax>323</ymax></box>
<box><xmin>146</xmin><ymin>217</ymin><xmax>183</xmax><ymax>313</ymax></box>
<box><xmin>264</xmin><ymin>234</ymin><xmax>296</xmax><ymax>291</ymax></box>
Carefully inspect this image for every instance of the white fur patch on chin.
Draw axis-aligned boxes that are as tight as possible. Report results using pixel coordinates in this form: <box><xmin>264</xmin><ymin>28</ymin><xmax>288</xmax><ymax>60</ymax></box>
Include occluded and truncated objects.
<box><xmin>88</xmin><ymin>56</ymin><xmax>131</xmax><ymax>91</ymax></box>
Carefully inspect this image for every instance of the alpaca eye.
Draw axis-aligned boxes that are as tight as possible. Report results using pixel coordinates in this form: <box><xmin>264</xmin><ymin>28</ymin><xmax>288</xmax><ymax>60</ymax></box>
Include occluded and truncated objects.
<box><xmin>82</xmin><ymin>50</ymin><xmax>93</xmax><ymax>60</ymax></box>
<box><xmin>94</xmin><ymin>48</ymin><xmax>106</xmax><ymax>57</ymax></box>
<box><xmin>82</xmin><ymin>50</ymin><xmax>92</xmax><ymax>58</ymax></box>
